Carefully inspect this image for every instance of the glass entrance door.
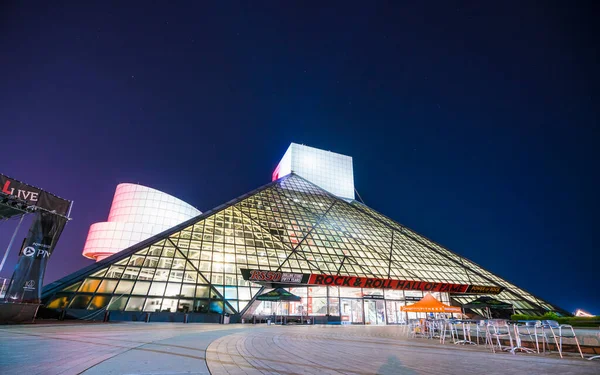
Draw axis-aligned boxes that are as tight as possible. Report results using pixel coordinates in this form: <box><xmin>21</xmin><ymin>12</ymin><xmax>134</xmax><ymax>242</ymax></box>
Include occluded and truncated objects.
<box><xmin>364</xmin><ymin>300</ymin><xmax>386</xmax><ymax>325</ymax></box>
<box><xmin>341</xmin><ymin>298</ymin><xmax>363</xmax><ymax>323</ymax></box>
<box><xmin>385</xmin><ymin>300</ymin><xmax>406</xmax><ymax>324</ymax></box>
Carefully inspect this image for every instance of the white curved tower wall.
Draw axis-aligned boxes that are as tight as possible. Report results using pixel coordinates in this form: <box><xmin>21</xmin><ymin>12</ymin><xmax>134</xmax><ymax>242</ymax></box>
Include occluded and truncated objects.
<box><xmin>82</xmin><ymin>184</ymin><xmax>201</xmax><ymax>261</ymax></box>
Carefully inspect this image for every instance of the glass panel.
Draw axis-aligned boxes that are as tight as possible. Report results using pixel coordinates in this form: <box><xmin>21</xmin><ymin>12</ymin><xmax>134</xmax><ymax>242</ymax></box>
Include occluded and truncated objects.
<box><xmin>384</xmin><ymin>289</ymin><xmax>404</xmax><ymax>299</ymax></box>
<box><xmin>172</xmin><ymin>258</ymin><xmax>185</xmax><ymax>269</ymax></box>
<box><xmin>365</xmin><ymin>301</ymin><xmax>376</xmax><ymax>324</ymax></box>
<box><xmin>107</xmin><ymin>296</ymin><xmax>128</xmax><ymax>311</ymax></box>
<box><xmin>228</xmin><ymin>300</ymin><xmax>238</xmax><ymax>312</ymax></box>
<box><xmin>404</xmin><ymin>290</ymin><xmax>423</xmax><ymax>298</ymax></box>
<box><xmin>180</xmin><ymin>284</ymin><xmax>195</xmax><ymax>298</ymax></box>
<box><xmin>238</xmin><ymin>300</ymin><xmax>249</xmax><ymax>312</ymax></box>
<box><xmin>131</xmin><ymin>281</ymin><xmax>151</xmax><ymax>295</ymax></box>
<box><xmin>161</xmin><ymin>298</ymin><xmax>178</xmax><ymax>312</ymax></box>
<box><xmin>328</xmin><ymin>286</ymin><xmax>339</xmax><ymax>297</ymax></box>
<box><xmin>96</xmin><ymin>280</ymin><xmax>118</xmax><ymax>294</ymax></box>
<box><xmin>194</xmin><ymin>299</ymin><xmax>210</xmax><ymax>313</ymax></box>
<box><xmin>328</xmin><ymin>298</ymin><xmax>340</xmax><ymax>316</ymax></box>
<box><xmin>169</xmin><ymin>270</ymin><xmax>184</xmax><ymax>282</ymax></box>
<box><xmin>105</xmin><ymin>266</ymin><xmax>125</xmax><ymax>279</ymax></box>
<box><xmin>78</xmin><ymin>279</ymin><xmax>101</xmax><ymax>293</ymax></box>
<box><xmin>143</xmin><ymin>298</ymin><xmax>163</xmax><ymax>312</ymax></box>
<box><xmin>144</xmin><ymin>257</ymin><xmax>159</xmax><ymax>268</ymax></box>
<box><xmin>289</xmin><ymin>287</ymin><xmax>307</xmax><ymax>298</ymax></box>
<box><xmin>114</xmin><ymin>280</ymin><xmax>135</xmax><ymax>295</ymax></box>
<box><xmin>47</xmin><ymin>295</ymin><xmax>71</xmax><ymax>309</ymax></box>
<box><xmin>209</xmin><ymin>300</ymin><xmax>224</xmax><ymax>314</ymax></box>
<box><xmin>153</xmin><ymin>270</ymin><xmax>169</xmax><ymax>281</ymax></box>
<box><xmin>224</xmin><ymin>286</ymin><xmax>237</xmax><ymax>299</ymax></box>
<box><xmin>164</xmin><ymin>283</ymin><xmax>181</xmax><ymax>297</ymax></box>
<box><xmin>122</xmin><ymin>267</ymin><xmax>140</xmax><ymax>280</ymax></box>
<box><xmin>88</xmin><ymin>295</ymin><xmax>110</xmax><ymax>310</ymax></box>
<box><xmin>183</xmin><ymin>271</ymin><xmax>197</xmax><ymax>283</ymax></box>
<box><xmin>138</xmin><ymin>268</ymin><xmax>155</xmax><ymax>280</ymax></box>
<box><xmin>61</xmin><ymin>282</ymin><xmax>82</xmax><ymax>292</ymax></box>
<box><xmin>90</xmin><ymin>268</ymin><xmax>107</xmax><ymax>278</ymax></box>
<box><xmin>308</xmin><ymin>286</ymin><xmax>327</xmax><ymax>297</ymax></box>
<box><xmin>149</xmin><ymin>282</ymin><xmax>167</xmax><ymax>296</ymax></box>
<box><xmin>238</xmin><ymin>287</ymin><xmax>251</xmax><ymax>300</ymax></box>
<box><xmin>195</xmin><ymin>285</ymin><xmax>210</xmax><ymax>298</ymax></box>
<box><xmin>125</xmin><ymin>297</ymin><xmax>145</xmax><ymax>311</ymax></box>
<box><xmin>69</xmin><ymin>295</ymin><xmax>92</xmax><ymax>309</ymax></box>
<box><xmin>129</xmin><ymin>255</ymin><xmax>145</xmax><ymax>266</ymax></box>
<box><xmin>178</xmin><ymin>299</ymin><xmax>193</xmax><ymax>313</ymax></box>
<box><xmin>340</xmin><ymin>298</ymin><xmax>363</xmax><ymax>323</ymax></box>
<box><xmin>362</xmin><ymin>288</ymin><xmax>384</xmax><ymax>297</ymax></box>
<box><xmin>339</xmin><ymin>287</ymin><xmax>362</xmax><ymax>298</ymax></box>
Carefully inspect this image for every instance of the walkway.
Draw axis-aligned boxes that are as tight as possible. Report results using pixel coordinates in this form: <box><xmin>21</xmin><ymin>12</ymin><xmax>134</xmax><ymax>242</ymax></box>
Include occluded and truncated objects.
<box><xmin>0</xmin><ymin>323</ymin><xmax>598</xmax><ymax>375</ymax></box>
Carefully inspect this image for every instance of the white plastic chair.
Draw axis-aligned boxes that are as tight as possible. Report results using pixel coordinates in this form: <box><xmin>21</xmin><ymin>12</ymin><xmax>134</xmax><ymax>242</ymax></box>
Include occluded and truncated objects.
<box><xmin>522</xmin><ymin>320</ymin><xmax>547</xmax><ymax>353</ymax></box>
<box><xmin>487</xmin><ymin>319</ymin><xmax>514</xmax><ymax>354</ymax></box>
<box><xmin>542</xmin><ymin>320</ymin><xmax>583</xmax><ymax>359</ymax></box>
<box><xmin>469</xmin><ymin>320</ymin><xmax>489</xmax><ymax>346</ymax></box>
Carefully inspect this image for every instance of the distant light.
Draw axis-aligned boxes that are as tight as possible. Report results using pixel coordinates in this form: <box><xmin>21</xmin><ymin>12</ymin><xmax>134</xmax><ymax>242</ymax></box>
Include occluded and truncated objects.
<box><xmin>574</xmin><ymin>309</ymin><xmax>594</xmax><ymax>317</ymax></box>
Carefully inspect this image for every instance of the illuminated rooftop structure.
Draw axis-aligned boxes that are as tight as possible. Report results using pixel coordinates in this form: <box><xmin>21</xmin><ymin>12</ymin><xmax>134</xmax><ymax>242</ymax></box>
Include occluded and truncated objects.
<box><xmin>272</xmin><ymin>143</ymin><xmax>355</xmax><ymax>200</ymax></box>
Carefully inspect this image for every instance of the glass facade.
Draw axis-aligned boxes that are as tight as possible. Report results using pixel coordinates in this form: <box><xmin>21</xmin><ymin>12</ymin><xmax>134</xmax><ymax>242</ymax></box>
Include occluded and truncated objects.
<box><xmin>250</xmin><ymin>287</ymin><xmax>451</xmax><ymax>324</ymax></box>
<box><xmin>43</xmin><ymin>174</ymin><xmax>566</xmax><ymax>318</ymax></box>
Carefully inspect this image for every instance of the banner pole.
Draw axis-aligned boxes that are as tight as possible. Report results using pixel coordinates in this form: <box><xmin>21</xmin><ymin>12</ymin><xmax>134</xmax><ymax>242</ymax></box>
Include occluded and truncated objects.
<box><xmin>67</xmin><ymin>201</ymin><xmax>74</xmax><ymax>218</ymax></box>
<box><xmin>0</xmin><ymin>214</ymin><xmax>26</xmax><ymax>274</ymax></box>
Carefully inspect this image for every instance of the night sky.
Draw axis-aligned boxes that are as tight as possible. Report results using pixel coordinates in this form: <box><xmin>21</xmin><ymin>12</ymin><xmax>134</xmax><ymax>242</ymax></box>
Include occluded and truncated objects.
<box><xmin>1</xmin><ymin>2</ymin><xmax>598</xmax><ymax>314</ymax></box>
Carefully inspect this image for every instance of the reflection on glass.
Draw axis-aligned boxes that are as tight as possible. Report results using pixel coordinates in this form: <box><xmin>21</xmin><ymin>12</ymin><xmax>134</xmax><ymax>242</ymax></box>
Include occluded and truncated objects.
<box><xmin>107</xmin><ymin>296</ymin><xmax>128</xmax><ymax>311</ymax></box>
<box><xmin>69</xmin><ymin>295</ymin><xmax>92</xmax><ymax>309</ymax></box>
<box><xmin>88</xmin><ymin>295</ymin><xmax>110</xmax><ymax>310</ymax></box>
<box><xmin>144</xmin><ymin>298</ymin><xmax>162</xmax><ymax>312</ymax></box>
<box><xmin>131</xmin><ymin>281</ymin><xmax>151</xmax><ymax>295</ymax></box>
<box><xmin>78</xmin><ymin>279</ymin><xmax>101</xmax><ymax>293</ymax></box>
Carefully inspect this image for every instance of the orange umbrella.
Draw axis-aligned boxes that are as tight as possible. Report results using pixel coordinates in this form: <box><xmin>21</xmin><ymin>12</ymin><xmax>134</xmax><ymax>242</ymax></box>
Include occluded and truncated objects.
<box><xmin>400</xmin><ymin>292</ymin><xmax>462</xmax><ymax>313</ymax></box>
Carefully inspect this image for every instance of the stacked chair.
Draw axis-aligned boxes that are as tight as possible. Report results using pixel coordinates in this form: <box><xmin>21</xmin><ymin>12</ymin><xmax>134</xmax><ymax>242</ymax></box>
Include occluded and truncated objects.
<box><xmin>486</xmin><ymin>319</ymin><xmax>514</xmax><ymax>353</ymax></box>
<box><xmin>405</xmin><ymin>316</ymin><xmax>589</xmax><ymax>360</ymax></box>
<box><xmin>542</xmin><ymin>320</ymin><xmax>584</xmax><ymax>359</ymax></box>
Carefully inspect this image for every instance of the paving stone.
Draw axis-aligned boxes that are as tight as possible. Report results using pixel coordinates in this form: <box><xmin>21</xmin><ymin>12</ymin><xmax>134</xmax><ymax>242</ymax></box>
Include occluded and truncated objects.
<box><xmin>0</xmin><ymin>323</ymin><xmax>598</xmax><ymax>375</ymax></box>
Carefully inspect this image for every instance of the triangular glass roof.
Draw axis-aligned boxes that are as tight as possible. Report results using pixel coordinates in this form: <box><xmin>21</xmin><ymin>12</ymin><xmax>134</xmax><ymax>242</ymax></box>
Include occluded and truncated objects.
<box><xmin>42</xmin><ymin>174</ymin><xmax>566</xmax><ymax>315</ymax></box>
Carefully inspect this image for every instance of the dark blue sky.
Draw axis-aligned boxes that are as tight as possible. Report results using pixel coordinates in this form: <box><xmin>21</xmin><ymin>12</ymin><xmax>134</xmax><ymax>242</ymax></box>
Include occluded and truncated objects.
<box><xmin>1</xmin><ymin>1</ymin><xmax>598</xmax><ymax>313</ymax></box>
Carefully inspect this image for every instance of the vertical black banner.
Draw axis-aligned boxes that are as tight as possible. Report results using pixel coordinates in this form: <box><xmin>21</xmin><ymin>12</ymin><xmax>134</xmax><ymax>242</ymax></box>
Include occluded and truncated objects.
<box><xmin>4</xmin><ymin>211</ymin><xmax>67</xmax><ymax>303</ymax></box>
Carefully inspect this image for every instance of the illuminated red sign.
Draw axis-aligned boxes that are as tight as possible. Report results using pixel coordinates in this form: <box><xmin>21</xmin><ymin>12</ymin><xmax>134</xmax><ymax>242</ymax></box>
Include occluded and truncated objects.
<box><xmin>240</xmin><ymin>269</ymin><xmax>503</xmax><ymax>294</ymax></box>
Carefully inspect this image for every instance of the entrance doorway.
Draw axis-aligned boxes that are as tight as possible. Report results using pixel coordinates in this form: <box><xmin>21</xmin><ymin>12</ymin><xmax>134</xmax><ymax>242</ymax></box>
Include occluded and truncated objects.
<box><xmin>385</xmin><ymin>300</ymin><xmax>406</xmax><ymax>324</ymax></box>
<box><xmin>340</xmin><ymin>298</ymin><xmax>363</xmax><ymax>323</ymax></box>
<box><xmin>364</xmin><ymin>299</ymin><xmax>385</xmax><ymax>325</ymax></box>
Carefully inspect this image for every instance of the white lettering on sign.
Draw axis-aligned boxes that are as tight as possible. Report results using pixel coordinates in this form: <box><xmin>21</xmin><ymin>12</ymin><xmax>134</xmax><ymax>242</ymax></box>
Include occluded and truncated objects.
<box><xmin>281</xmin><ymin>273</ymin><xmax>303</xmax><ymax>283</ymax></box>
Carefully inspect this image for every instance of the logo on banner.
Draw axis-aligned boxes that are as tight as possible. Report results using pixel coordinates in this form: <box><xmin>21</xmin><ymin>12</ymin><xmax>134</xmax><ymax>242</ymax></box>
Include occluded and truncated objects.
<box><xmin>281</xmin><ymin>273</ymin><xmax>303</xmax><ymax>283</ymax></box>
<box><xmin>22</xmin><ymin>247</ymin><xmax>36</xmax><ymax>257</ymax></box>
<box><xmin>24</xmin><ymin>280</ymin><xmax>36</xmax><ymax>290</ymax></box>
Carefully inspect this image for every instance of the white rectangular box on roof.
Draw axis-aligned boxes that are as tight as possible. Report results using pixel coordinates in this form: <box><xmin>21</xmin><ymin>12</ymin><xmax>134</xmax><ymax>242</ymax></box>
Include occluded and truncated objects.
<box><xmin>273</xmin><ymin>143</ymin><xmax>355</xmax><ymax>200</ymax></box>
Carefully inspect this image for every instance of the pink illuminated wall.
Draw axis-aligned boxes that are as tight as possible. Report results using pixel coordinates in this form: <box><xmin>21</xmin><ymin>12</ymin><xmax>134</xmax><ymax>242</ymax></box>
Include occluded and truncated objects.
<box><xmin>82</xmin><ymin>184</ymin><xmax>201</xmax><ymax>261</ymax></box>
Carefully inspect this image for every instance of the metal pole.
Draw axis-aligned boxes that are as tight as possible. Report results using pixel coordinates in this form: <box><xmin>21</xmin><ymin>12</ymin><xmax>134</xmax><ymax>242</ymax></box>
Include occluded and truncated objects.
<box><xmin>66</xmin><ymin>201</ymin><xmax>74</xmax><ymax>218</ymax></box>
<box><xmin>0</xmin><ymin>214</ymin><xmax>25</xmax><ymax>274</ymax></box>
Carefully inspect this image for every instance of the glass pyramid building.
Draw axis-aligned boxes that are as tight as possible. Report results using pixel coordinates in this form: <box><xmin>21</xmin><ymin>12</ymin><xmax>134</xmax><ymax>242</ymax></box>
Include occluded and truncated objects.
<box><xmin>42</xmin><ymin>172</ymin><xmax>567</xmax><ymax>323</ymax></box>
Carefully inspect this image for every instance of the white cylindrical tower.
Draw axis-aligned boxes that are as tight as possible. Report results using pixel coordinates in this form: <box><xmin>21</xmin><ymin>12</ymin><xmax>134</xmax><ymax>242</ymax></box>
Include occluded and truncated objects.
<box><xmin>82</xmin><ymin>183</ymin><xmax>201</xmax><ymax>261</ymax></box>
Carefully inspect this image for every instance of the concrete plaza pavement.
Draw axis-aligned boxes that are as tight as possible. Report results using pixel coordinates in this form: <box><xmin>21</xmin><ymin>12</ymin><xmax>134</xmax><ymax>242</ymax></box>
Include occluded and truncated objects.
<box><xmin>0</xmin><ymin>322</ymin><xmax>598</xmax><ymax>375</ymax></box>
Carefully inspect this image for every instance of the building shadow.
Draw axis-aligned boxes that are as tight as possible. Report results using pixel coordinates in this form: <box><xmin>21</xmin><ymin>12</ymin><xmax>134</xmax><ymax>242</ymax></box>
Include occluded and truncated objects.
<box><xmin>377</xmin><ymin>355</ymin><xmax>417</xmax><ymax>375</ymax></box>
